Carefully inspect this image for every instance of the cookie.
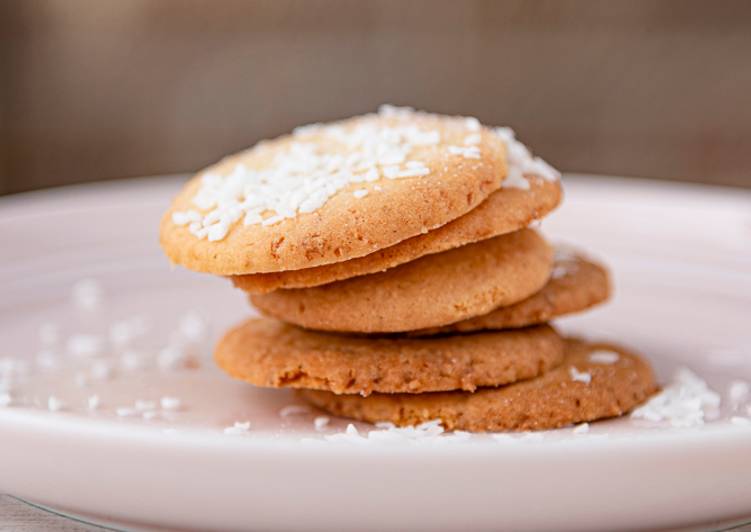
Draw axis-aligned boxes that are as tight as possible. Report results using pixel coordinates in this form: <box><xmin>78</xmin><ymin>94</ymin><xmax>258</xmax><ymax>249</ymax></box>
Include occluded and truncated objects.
<box><xmin>231</xmin><ymin>175</ymin><xmax>562</xmax><ymax>293</ymax></box>
<box><xmin>160</xmin><ymin>109</ymin><xmax>507</xmax><ymax>275</ymax></box>
<box><xmin>410</xmin><ymin>250</ymin><xmax>610</xmax><ymax>335</ymax></box>
<box><xmin>249</xmin><ymin>228</ymin><xmax>554</xmax><ymax>333</ymax></box>
<box><xmin>298</xmin><ymin>339</ymin><xmax>658</xmax><ymax>432</ymax></box>
<box><xmin>214</xmin><ymin>318</ymin><xmax>564</xmax><ymax>395</ymax></box>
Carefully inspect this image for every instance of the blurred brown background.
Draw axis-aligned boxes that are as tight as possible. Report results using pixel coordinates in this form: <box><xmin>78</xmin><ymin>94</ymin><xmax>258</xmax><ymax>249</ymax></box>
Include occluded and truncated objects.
<box><xmin>1</xmin><ymin>0</ymin><xmax>750</xmax><ymax>195</ymax></box>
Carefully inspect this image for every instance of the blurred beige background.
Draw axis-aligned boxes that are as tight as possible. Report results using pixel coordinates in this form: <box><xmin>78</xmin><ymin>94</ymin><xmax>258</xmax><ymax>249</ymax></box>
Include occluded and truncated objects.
<box><xmin>1</xmin><ymin>0</ymin><xmax>750</xmax><ymax>195</ymax></box>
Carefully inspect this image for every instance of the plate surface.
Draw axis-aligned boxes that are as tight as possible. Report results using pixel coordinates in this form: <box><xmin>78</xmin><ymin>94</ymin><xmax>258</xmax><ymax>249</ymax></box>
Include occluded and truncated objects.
<box><xmin>1</xmin><ymin>175</ymin><xmax>750</xmax><ymax>531</ymax></box>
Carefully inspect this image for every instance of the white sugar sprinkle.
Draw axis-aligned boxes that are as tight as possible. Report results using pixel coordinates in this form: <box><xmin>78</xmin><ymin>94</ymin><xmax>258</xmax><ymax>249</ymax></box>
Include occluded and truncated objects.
<box><xmin>157</xmin><ymin>344</ymin><xmax>189</xmax><ymax>370</ymax></box>
<box><xmin>160</xmin><ymin>397</ymin><xmax>182</xmax><ymax>411</ymax></box>
<box><xmin>572</xmin><ymin>423</ymin><xmax>590</xmax><ymax>434</ymax></box>
<box><xmin>279</xmin><ymin>405</ymin><xmax>310</xmax><ymax>417</ymax></box>
<box><xmin>224</xmin><ymin>421</ymin><xmax>251</xmax><ymax>435</ymax></box>
<box><xmin>352</xmin><ymin>188</ymin><xmax>369</xmax><ymax>198</ymax></box>
<box><xmin>0</xmin><ymin>392</ymin><xmax>12</xmax><ymax>407</ymax></box>
<box><xmin>172</xmin><ymin>110</ymin><xmax>462</xmax><ymax>242</ymax></box>
<box><xmin>730</xmin><ymin>416</ymin><xmax>750</xmax><ymax>426</ymax></box>
<box><xmin>87</xmin><ymin>395</ymin><xmax>100</xmax><ymax>410</ymax></box>
<box><xmin>109</xmin><ymin>317</ymin><xmax>148</xmax><ymax>348</ymax></box>
<box><xmin>494</xmin><ymin>127</ymin><xmax>560</xmax><ymax>189</ymax></box>
<box><xmin>588</xmin><ymin>351</ymin><xmax>620</xmax><ymax>365</ymax></box>
<box><xmin>728</xmin><ymin>380</ymin><xmax>749</xmax><ymax>407</ymax></box>
<box><xmin>71</xmin><ymin>278</ymin><xmax>102</xmax><ymax>310</ymax></box>
<box><xmin>135</xmin><ymin>400</ymin><xmax>156</xmax><ymax>412</ymax></box>
<box><xmin>447</xmin><ymin>145</ymin><xmax>481</xmax><ymax>159</ymax></box>
<box><xmin>464</xmin><ymin>117</ymin><xmax>481</xmax><ymax>131</ymax></box>
<box><xmin>66</xmin><ymin>334</ymin><xmax>103</xmax><ymax>358</ymax></box>
<box><xmin>463</xmin><ymin>133</ymin><xmax>481</xmax><ymax>145</ymax></box>
<box><xmin>631</xmin><ymin>367</ymin><xmax>720</xmax><ymax>427</ymax></box>
<box><xmin>179</xmin><ymin>312</ymin><xmax>207</xmax><ymax>342</ymax></box>
<box><xmin>322</xmin><ymin>419</ymin><xmax>466</xmax><ymax>445</ymax></box>
<box><xmin>47</xmin><ymin>396</ymin><xmax>64</xmax><ymax>412</ymax></box>
<box><xmin>314</xmin><ymin>416</ymin><xmax>330</xmax><ymax>431</ymax></box>
<box><xmin>569</xmin><ymin>366</ymin><xmax>592</xmax><ymax>384</ymax></box>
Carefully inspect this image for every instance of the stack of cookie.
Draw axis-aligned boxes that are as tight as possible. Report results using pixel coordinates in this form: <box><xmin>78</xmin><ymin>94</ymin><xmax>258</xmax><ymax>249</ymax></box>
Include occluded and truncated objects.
<box><xmin>160</xmin><ymin>106</ymin><xmax>656</xmax><ymax>432</ymax></box>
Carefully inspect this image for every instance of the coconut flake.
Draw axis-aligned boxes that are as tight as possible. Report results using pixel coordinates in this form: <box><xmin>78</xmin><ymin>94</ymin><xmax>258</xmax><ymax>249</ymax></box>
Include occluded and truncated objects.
<box><xmin>569</xmin><ymin>366</ymin><xmax>592</xmax><ymax>384</ymax></box>
<box><xmin>279</xmin><ymin>405</ymin><xmax>310</xmax><ymax>417</ymax></box>
<box><xmin>572</xmin><ymin>423</ymin><xmax>590</xmax><ymax>434</ymax></box>
<box><xmin>588</xmin><ymin>351</ymin><xmax>620</xmax><ymax>365</ymax></box>
<box><xmin>160</xmin><ymin>397</ymin><xmax>182</xmax><ymax>411</ymax></box>
<box><xmin>224</xmin><ymin>421</ymin><xmax>251</xmax><ymax>435</ymax></box>
<box><xmin>47</xmin><ymin>396</ymin><xmax>64</xmax><ymax>412</ymax></box>
<box><xmin>494</xmin><ymin>127</ymin><xmax>560</xmax><ymax>189</ymax></box>
<box><xmin>631</xmin><ymin>367</ymin><xmax>721</xmax><ymax>427</ymax></box>
<box><xmin>314</xmin><ymin>416</ymin><xmax>330</xmax><ymax>431</ymax></box>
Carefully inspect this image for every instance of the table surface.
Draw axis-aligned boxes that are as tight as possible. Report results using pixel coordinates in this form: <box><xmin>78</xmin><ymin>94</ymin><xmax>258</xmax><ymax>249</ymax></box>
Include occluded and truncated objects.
<box><xmin>0</xmin><ymin>496</ymin><xmax>106</xmax><ymax>531</ymax></box>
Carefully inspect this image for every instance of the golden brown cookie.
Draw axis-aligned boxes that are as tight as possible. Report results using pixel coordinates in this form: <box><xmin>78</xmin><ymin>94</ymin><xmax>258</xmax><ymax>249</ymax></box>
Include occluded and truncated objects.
<box><xmin>214</xmin><ymin>318</ymin><xmax>564</xmax><ymax>395</ymax></box>
<box><xmin>231</xmin><ymin>176</ymin><xmax>562</xmax><ymax>293</ymax></box>
<box><xmin>410</xmin><ymin>250</ymin><xmax>610</xmax><ymax>335</ymax></box>
<box><xmin>298</xmin><ymin>339</ymin><xmax>658</xmax><ymax>432</ymax></box>
<box><xmin>249</xmin><ymin>228</ymin><xmax>554</xmax><ymax>333</ymax></box>
<box><xmin>160</xmin><ymin>110</ymin><xmax>507</xmax><ymax>275</ymax></box>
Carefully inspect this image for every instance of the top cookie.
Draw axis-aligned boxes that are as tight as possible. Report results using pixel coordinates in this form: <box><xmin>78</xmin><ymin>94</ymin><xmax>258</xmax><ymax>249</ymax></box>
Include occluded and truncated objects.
<box><xmin>160</xmin><ymin>107</ymin><xmax>507</xmax><ymax>275</ymax></box>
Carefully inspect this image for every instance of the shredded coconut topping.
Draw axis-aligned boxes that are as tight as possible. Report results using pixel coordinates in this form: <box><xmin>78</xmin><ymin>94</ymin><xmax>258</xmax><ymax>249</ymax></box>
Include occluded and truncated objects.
<box><xmin>316</xmin><ymin>419</ymin><xmax>476</xmax><ymax>445</ymax></box>
<box><xmin>87</xmin><ymin>395</ymin><xmax>100</xmax><ymax>411</ymax></box>
<box><xmin>47</xmin><ymin>396</ymin><xmax>64</xmax><ymax>412</ymax></box>
<box><xmin>588</xmin><ymin>351</ymin><xmax>620</xmax><ymax>365</ymax></box>
<box><xmin>172</xmin><ymin>108</ymin><xmax>466</xmax><ymax>242</ymax></box>
<box><xmin>313</xmin><ymin>416</ymin><xmax>330</xmax><ymax>431</ymax></box>
<box><xmin>572</xmin><ymin>423</ymin><xmax>590</xmax><ymax>434</ymax></box>
<box><xmin>0</xmin><ymin>392</ymin><xmax>12</xmax><ymax>407</ymax></box>
<box><xmin>569</xmin><ymin>366</ymin><xmax>592</xmax><ymax>384</ymax></box>
<box><xmin>160</xmin><ymin>397</ymin><xmax>182</xmax><ymax>411</ymax></box>
<box><xmin>494</xmin><ymin>127</ymin><xmax>560</xmax><ymax>190</ymax></box>
<box><xmin>66</xmin><ymin>334</ymin><xmax>103</xmax><ymax>358</ymax></box>
<box><xmin>109</xmin><ymin>317</ymin><xmax>148</xmax><ymax>348</ymax></box>
<box><xmin>631</xmin><ymin>367</ymin><xmax>721</xmax><ymax>427</ymax></box>
<box><xmin>135</xmin><ymin>399</ymin><xmax>157</xmax><ymax>412</ymax></box>
<box><xmin>279</xmin><ymin>405</ymin><xmax>311</xmax><ymax>417</ymax></box>
<box><xmin>728</xmin><ymin>380</ymin><xmax>750</xmax><ymax>408</ymax></box>
<box><xmin>224</xmin><ymin>421</ymin><xmax>251</xmax><ymax>435</ymax></box>
<box><xmin>447</xmin><ymin>145</ymin><xmax>481</xmax><ymax>159</ymax></box>
<box><xmin>172</xmin><ymin>105</ymin><xmax>562</xmax><ymax>242</ymax></box>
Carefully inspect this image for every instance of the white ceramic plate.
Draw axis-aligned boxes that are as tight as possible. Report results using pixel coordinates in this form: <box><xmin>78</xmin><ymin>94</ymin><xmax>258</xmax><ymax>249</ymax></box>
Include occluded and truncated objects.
<box><xmin>1</xmin><ymin>175</ymin><xmax>750</xmax><ymax>531</ymax></box>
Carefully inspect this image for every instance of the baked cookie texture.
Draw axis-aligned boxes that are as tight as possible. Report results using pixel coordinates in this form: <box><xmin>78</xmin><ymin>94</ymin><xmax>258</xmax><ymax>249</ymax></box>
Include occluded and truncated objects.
<box><xmin>249</xmin><ymin>228</ymin><xmax>554</xmax><ymax>333</ymax></box>
<box><xmin>214</xmin><ymin>318</ymin><xmax>564</xmax><ymax>395</ymax></box>
<box><xmin>409</xmin><ymin>250</ymin><xmax>610</xmax><ymax>335</ymax></box>
<box><xmin>298</xmin><ymin>339</ymin><xmax>658</xmax><ymax>432</ymax></box>
<box><xmin>160</xmin><ymin>111</ymin><xmax>507</xmax><ymax>275</ymax></box>
<box><xmin>231</xmin><ymin>175</ymin><xmax>562</xmax><ymax>293</ymax></box>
